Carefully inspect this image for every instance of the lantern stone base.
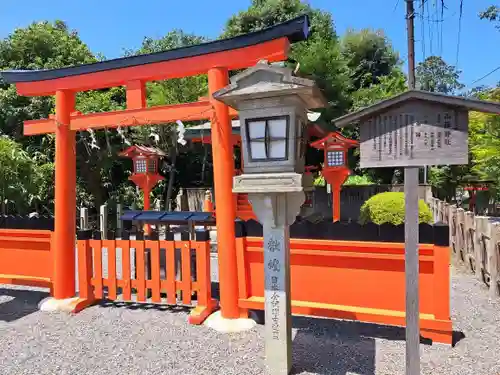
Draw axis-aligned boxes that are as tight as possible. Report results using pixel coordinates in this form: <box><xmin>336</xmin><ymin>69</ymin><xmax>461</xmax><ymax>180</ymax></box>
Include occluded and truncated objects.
<box><xmin>203</xmin><ymin>310</ymin><xmax>257</xmax><ymax>333</ymax></box>
<box><xmin>38</xmin><ymin>296</ymin><xmax>86</xmax><ymax>313</ymax></box>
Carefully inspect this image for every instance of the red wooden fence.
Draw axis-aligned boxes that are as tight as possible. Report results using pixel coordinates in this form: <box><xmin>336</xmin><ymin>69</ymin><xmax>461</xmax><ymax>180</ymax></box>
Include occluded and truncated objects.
<box><xmin>236</xmin><ymin>235</ymin><xmax>453</xmax><ymax>345</ymax></box>
<box><xmin>0</xmin><ymin>229</ymin><xmax>53</xmax><ymax>291</ymax></box>
<box><xmin>77</xmin><ymin>230</ymin><xmax>216</xmax><ymax>324</ymax></box>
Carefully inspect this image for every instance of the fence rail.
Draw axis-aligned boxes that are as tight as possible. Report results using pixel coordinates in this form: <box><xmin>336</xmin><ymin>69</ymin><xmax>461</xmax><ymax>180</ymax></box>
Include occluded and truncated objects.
<box><xmin>429</xmin><ymin>197</ymin><xmax>500</xmax><ymax>298</ymax></box>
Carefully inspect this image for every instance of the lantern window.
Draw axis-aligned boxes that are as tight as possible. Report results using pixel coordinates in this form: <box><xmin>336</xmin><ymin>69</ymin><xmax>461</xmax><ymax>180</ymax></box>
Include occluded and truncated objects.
<box><xmin>245</xmin><ymin>116</ymin><xmax>289</xmax><ymax>161</ymax></box>
<box><xmin>327</xmin><ymin>150</ymin><xmax>344</xmax><ymax>167</ymax></box>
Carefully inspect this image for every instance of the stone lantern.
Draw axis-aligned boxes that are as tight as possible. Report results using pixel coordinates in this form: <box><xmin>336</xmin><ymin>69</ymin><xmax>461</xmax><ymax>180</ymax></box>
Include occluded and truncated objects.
<box><xmin>310</xmin><ymin>132</ymin><xmax>359</xmax><ymax>222</ymax></box>
<box><xmin>213</xmin><ymin>60</ymin><xmax>327</xmax><ymax>375</ymax></box>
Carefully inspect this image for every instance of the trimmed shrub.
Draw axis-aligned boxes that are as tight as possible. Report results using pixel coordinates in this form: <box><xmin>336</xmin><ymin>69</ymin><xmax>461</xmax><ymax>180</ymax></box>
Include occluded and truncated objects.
<box><xmin>359</xmin><ymin>192</ymin><xmax>433</xmax><ymax>225</ymax></box>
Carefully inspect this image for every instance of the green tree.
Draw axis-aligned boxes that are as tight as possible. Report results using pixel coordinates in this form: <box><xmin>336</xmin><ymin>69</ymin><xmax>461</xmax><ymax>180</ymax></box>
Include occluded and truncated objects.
<box><xmin>0</xmin><ymin>21</ymin><xmax>97</xmax><ymax>142</ymax></box>
<box><xmin>341</xmin><ymin>29</ymin><xmax>400</xmax><ymax>92</ymax></box>
<box><xmin>416</xmin><ymin>56</ymin><xmax>464</xmax><ymax>94</ymax></box>
<box><xmin>479</xmin><ymin>5</ymin><xmax>500</xmax><ymax>30</ymax></box>
<box><xmin>0</xmin><ymin>135</ymin><xmax>54</xmax><ymax>213</ymax></box>
<box><xmin>0</xmin><ymin>21</ymin><xmax>115</xmax><ymax>213</ymax></box>
<box><xmin>222</xmin><ymin>0</ymin><xmax>350</xmax><ymax>120</ymax></box>
<box><xmin>350</xmin><ymin>69</ymin><xmax>407</xmax><ymax>111</ymax></box>
<box><xmin>338</xmin><ymin>30</ymin><xmax>403</xmax><ymax>185</ymax></box>
<box><xmin>469</xmin><ymin>88</ymin><xmax>500</xmax><ymax>199</ymax></box>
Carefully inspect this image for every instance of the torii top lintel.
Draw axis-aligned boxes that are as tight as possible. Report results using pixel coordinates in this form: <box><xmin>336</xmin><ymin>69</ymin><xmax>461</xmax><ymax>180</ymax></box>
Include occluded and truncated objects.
<box><xmin>0</xmin><ymin>15</ymin><xmax>309</xmax><ymax>96</ymax></box>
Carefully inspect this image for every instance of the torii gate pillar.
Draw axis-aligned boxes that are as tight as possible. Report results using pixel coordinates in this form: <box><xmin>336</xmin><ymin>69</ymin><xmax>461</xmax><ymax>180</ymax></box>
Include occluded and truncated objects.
<box><xmin>208</xmin><ymin>68</ymin><xmax>240</xmax><ymax>319</ymax></box>
<box><xmin>54</xmin><ymin>90</ymin><xmax>77</xmax><ymax>299</ymax></box>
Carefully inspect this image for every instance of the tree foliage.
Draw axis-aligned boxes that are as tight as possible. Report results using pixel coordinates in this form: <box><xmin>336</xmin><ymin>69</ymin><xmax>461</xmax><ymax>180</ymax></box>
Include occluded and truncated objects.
<box><xmin>479</xmin><ymin>5</ymin><xmax>500</xmax><ymax>30</ymax></box>
<box><xmin>223</xmin><ymin>0</ymin><xmax>351</xmax><ymax>119</ymax></box>
<box><xmin>0</xmin><ymin>135</ymin><xmax>54</xmax><ymax>213</ymax></box>
<box><xmin>341</xmin><ymin>29</ymin><xmax>399</xmax><ymax>92</ymax></box>
<box><xmin>469</xmin><ymin>88</ymin><xmax>500</xmax><ymax>196</ymax></box>
<box><xmin>0</xmin><ymin>21</ymin><xmax>96</xmax><ymax>142</ymax></box>
<box><xmin>416</xmin><ymin>56</ymin><xmax>464</xmax><ymax>94</ymax></box>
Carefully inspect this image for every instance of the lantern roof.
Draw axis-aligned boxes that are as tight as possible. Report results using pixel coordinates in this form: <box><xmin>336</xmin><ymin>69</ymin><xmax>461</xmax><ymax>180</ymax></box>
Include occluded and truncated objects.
<box><xmin>332</xmin><ymin>90</ymin><xmax>500</xmax><ymax>128</ymax></box>
<box><xmin>212</xmin><ymin>60</ymin><xmax>327</xmax><ymax>109</ymax></box>
<box><xmin>119</xmin><ymin>145</ymin><xmax>165</xmax><ymax>159</ymax></box>
<box><xmin>310</xmin><ymin>131</ymin><xmax>359</xmax><ymax>150</ymax></box>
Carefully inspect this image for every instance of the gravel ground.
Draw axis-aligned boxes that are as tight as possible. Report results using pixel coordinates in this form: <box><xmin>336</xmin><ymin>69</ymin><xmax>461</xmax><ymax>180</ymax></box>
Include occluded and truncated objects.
<box><xmin>0</xmin><ymin>261</ymin><xmax>499</xmax><ymax>375</ymax></box>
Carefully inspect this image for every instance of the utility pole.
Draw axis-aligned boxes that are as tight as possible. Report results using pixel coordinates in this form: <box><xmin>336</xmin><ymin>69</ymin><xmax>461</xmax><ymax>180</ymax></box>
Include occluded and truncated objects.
<box><xmin>406</xmin><ymin>0</ymin><xmax>416</xmax><ymax>90</ymax></box>
<box><xmin>405</xmin><ymin>1</ymin><xmax>420</xmax><ymax>375</ymax></box>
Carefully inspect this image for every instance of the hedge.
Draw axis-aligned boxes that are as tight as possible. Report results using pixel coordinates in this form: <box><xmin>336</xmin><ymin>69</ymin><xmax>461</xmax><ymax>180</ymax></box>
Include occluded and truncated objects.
<box><xmin>359</xmin><ymin>192</ymin><xmax>433</xmax><ymax>225</ymax></box>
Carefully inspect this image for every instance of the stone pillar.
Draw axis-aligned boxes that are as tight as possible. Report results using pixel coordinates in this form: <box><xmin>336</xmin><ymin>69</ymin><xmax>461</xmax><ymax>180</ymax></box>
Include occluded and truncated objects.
<box><xmin>249</xmin><ymin>191</ymin><xmax>305</xmax><ymax>375</ymax></box>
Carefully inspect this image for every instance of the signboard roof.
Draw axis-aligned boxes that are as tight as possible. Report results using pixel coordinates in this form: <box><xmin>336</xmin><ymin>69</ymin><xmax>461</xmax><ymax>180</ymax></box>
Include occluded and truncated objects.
<box><xmin>332</xmin><ymin>90</ymin><xmax>500</xmax><ymax>128</ymax></box>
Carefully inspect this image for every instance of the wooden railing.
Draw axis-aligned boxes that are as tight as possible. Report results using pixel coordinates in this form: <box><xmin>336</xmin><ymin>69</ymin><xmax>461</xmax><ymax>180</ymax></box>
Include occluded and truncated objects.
<box><xmin>429</xmin><ymin>197</ymin><xmax>500</xmax><ymax>298</ymax></box>
<box><xmin>77</xmin><ymin>229</ymin><xmax>216</xmax><ymax>324</ymax></box>
<box><xmin>0</xmin><ymin>229</ymin><xmax>53</xmax><ymax>291</ymax></box>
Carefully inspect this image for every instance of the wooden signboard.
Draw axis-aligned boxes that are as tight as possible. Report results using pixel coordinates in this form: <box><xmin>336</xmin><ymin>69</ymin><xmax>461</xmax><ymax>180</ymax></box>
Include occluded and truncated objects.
<box><xmin>333</xmin><ymin>89</ymin><xmax>500</xmax><ymax>375</ymax></box>
<box><xmin>359</xmin><ymin>101</ymin><xmax>468</xmax><ymax>168</ymax></box>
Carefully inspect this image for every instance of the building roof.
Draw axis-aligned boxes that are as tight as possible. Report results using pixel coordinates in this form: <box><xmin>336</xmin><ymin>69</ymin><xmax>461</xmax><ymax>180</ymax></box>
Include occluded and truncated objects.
<box><xmin>119</xmin><ymin>145</ymin><xmax>166</xmax><ymax>158</ymax></box>
<box><xmin>183</xmin><ymin>112</ymin><xmax>330</xmax><ymax>140</ymax></box>
<box><xmin>0</xmin><ymin>15</ymin><xmax>309</xmax><ymax>84</ymax></box>
<box><xmin>332</xmin><ymin>90</ymin><xmax>500</xmax><ymax>128</ymax></box>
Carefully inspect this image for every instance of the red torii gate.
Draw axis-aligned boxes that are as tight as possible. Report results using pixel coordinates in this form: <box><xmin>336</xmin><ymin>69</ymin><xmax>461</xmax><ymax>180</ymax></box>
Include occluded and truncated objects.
<box><xmin>0</xmin><ymin>15</ymin><xmax>310</xmax><ymax>319</ymax></box>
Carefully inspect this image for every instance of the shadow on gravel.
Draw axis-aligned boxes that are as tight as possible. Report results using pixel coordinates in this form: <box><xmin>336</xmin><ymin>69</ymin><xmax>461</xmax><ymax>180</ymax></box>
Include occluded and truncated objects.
<box><xmin>291</xmin><ymin>316</ymin><xmax>376</xmax><ymax>375</ymax></box>
<box><xmin>289</xmin><ymin>317</ymin><xmax>466</xmax><ymax>374</ymax></box>
<box><xmin>452</xmin><ymin>331</ymin><xmax>466</xmax><ymax>347</ymax></box>
<box><xmin>97</xmin><ymin>299</ymin><xmax>191</xmax><ymax>314</ymax></box>
<box><xmin>0</xmin><ymin>287</ymin><xmax>49</xmax><ymax>322</ymax></box>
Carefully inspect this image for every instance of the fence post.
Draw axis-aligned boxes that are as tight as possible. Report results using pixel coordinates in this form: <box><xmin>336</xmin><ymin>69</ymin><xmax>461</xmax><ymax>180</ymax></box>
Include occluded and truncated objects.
<box><xmin>100</xmin><ymin>204</ymin><xmax>107</xmax><ymax>240</ymax></box>
<box><xmin>448</xmin><ymin>204</ymin><xmax>457</xmax><ymax>257</ymax></box>
<box><xmin>465</xmin><ymin>211</ymin><xmax>475</xmax><ymax>272</ymax></box>
<box><xmin>80</xmin><ymin>207</ymin><xmax>89</xmax><ymax>230</ymax></box>
<box><xmin>474</xmin><ymin>216</ymin><xmax>488</xmax><ymax>280</ymax></box>
<box><xmin>456</xmin><ymin>208</ymin><xmax>465</xmax><ymax>261</ymax></box>
<box><xmin>188</xmin><ymin>229</ymin><xmax>216</xmax><ymax>325</ymax></box>
<box><xmin>77</xmin><ymin>229</ymin><xmax>94</xmax><ymax>301</ymax></box>
<box><xmin>116</xmin><ymin>204</ymin><xmax>123</xmax><ymax>234</ymax></box>
<box><xmin>488</xmin><ymin>222</ymin><xmax>500</xmax><ymax>298</ymax></box>
<box><xmin>203</xmin><ymin>190</ymin><xmax>214</xmax><ymax>213</ymax></box>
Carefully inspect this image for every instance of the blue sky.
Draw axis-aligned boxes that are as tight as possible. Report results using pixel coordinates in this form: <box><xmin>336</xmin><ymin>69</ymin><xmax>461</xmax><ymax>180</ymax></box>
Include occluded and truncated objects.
<box><xmin>1</xmin><ymin>0</ymin><xmax>499</xmax><ymax>88</ymax></box>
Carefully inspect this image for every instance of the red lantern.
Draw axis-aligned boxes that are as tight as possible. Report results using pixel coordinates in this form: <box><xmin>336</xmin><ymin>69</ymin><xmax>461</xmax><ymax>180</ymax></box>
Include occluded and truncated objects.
<box><xmin>119</xmin><ymin>145</ymin><xmax>165</xmax><ymax>212</ymax></box>
<box><xmin>310</xmin><ymin>132</ymin><xmax>359</xmax><ymax>222</ymax></box>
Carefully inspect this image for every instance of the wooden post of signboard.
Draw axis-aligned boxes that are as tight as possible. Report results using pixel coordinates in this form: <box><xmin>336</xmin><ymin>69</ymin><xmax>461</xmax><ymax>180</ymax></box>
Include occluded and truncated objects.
<box><xmin>404</xmin><ymin>166</ymin><xmax>420</xmax><ymax>373</ymax></box>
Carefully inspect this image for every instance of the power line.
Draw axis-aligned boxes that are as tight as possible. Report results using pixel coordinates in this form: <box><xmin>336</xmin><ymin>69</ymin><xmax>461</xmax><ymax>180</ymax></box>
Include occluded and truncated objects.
<box><xmin>394</xmin><ymin>0</ymin><xmax>401</xmax><ymax>13</ymax></box>
<box><xmin>434</xmin><ymin>0</ymin><xmax>440</xmax><ymax>55</ymax></box>
<box><xmin>455</xmin><ymin>0</ymin><xmax>464</xmax><ymax>67</ymax></box>
<box><xmin>426</xmin><ymin>0</ymin><xmax>433</xmax><ymax>55</ymax></box>
<box><xmin>420</xmin><ymin>0</ymin><xmax>426</xmax><ymax>60</ymax></box>
<box><xmin>437</xmin><ymin>0</ymin><xmax>444</xmax><ymax>56</ymax></box>
<box><xmin>469</xmin><ymin>66</ymin><xmax>500</xmax><ymax>87</ymax></box>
